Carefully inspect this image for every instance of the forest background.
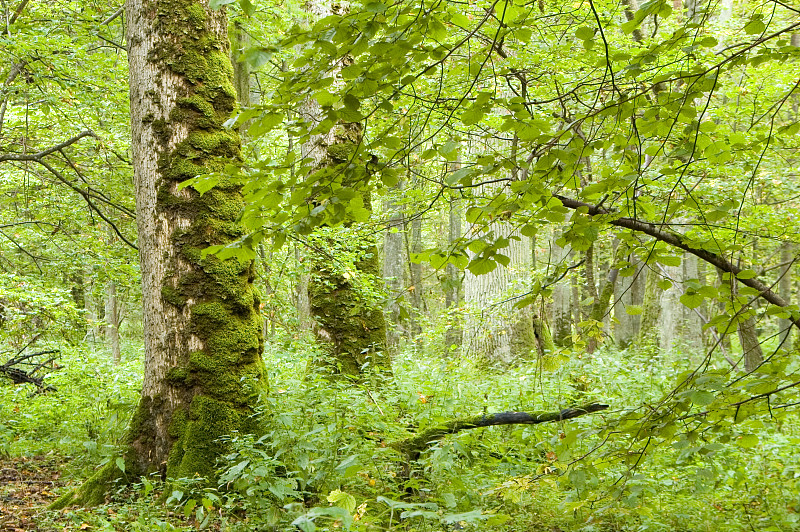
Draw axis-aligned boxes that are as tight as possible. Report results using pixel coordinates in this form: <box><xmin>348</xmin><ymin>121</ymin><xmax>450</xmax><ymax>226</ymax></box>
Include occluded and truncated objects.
<box><xmin>1</xmin><ymin>0</ymin><xmax>799</xmax><ymax>530</ymax></box>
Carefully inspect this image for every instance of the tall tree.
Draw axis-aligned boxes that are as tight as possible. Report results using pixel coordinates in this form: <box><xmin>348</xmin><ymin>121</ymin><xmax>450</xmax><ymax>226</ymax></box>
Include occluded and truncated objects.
<box><xmin>53</xmin><ymin>0</ymin><xmax>266</xmax><ymax>507</ymax></box>
<box><xmin>301</xmin><ymin>0</ymin><xmax>390</xmax><ymax>378</ymax></box>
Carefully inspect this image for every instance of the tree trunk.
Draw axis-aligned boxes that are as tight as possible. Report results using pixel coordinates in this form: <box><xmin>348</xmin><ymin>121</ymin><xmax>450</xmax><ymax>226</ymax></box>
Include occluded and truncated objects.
<box><xmin>718</xmin><ymin>268</ymin><xmax>763</xmax><ymax>372</ymax></box>
<box><xmin>383</xmin><ymin>181</ymin><xmax>406</xmax><ymax>353</ymax></box>
<box><xmin>550</xmin><ymin>228</ymin><xmax>573</xmax><ymax>348</ymax></box>
<box><xmin>407</xmin><ymin>213</ymin><xmax>424</xmax><ymax>338</ymax></box>
<box><xmin>53</xmin><ymin>0</ymin><xmax>266</xmax><ymax>507</ymax></box>
<box><xmin>778</xmin><ymin>243</ymin><xmax>794</xmax><ymax>350</ymax></box>
<box><xmin>444</xmin><ymin>187</ymin><xmax>463</xmax><ymax>351</ymax></box>
<box><xmin>636</xmin><ymin>266</ymin><xmax>661</xmax><ymax>348</ymax></box>
<box><xmin>105</xmin><ymin>279</ymin><xmax>121</xmax><ymax>364</ymax></box>
<box><xmin>614</xmin><ymin>255</ymin><xmax>643</xmax><ymax>347</ymax></box>
<box><xmin>463</xmin><ymin>227</ymin><xmax>536</xmax><ymax>362</ymax></box>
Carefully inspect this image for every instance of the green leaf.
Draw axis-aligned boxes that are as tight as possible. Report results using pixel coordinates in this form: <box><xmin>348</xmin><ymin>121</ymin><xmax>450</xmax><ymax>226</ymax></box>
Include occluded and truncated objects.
<box><xmin>242</xmin><ymin>47</ymin><xmax>272</xmax><ymax>69</ymax></box>
<box><xmin>467</xmin><ymin>257</ymin><xmax>497</xmax><ymax>275</ymax></box>
<box><xmin>183</xmin><ymin>498</ymin><xmax>197</xmax><ymax>518</ymax></box>
<box><xmin>327</xmin><ymin>489</ymin><xmax>357</xmax><ymax>513</ymax></box>
<box><xmin>744</xmin><ymin>16</ymin><xmax>765</xmax><ymax>35</ymax></box>
<box><xmin>115</xmin><ymin>457</ymin><xmax>126</xmax><ymax>473</ymax></box>
<box><xmin>737</xmin><ymin>434</ymin><xmax>758</xmax><ymax>448</ymax></box>
<box><xmin>659</xmin><ymin>255</ymin><xmax>681</xmax><ymax>267</ymax></box>
<box><xmin>625</xmin><ymin>305</ymin><xmax>642</xmax><ymax>316</ymax></box>
<box><xmin>575</xmin><ymin>26</ymin><xmax>595</xmax><ymax>40</ymax></box>
<box><xmin>240</xmin><ymin>0</ymin><xmax>255</xmax><ymax>16</ymax></box>
<box><xmin>736</xmin><ymin>269</ymin><xmax>757</xmax><ymax>280</ymax></box>
<box><xmin>688</xmin><ymin>390</ymin><xmax>715</xmax><ymax>406</ymax></box>
<box><xmin>680</xmin><ymin>292</ymin><xmax>704</xmax><ymax>309</ymax></box>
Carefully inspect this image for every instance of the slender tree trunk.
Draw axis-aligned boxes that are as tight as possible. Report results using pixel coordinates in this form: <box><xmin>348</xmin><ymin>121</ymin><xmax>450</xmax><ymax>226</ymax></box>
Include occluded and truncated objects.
<box><xmin>614</xmin><ymin>255</ymin><xmax>643</xmax><ymax>347</ymax></box>
<box><xmin>778</xmin><ymin>243</ymin><xmax>794</xmax><ymax>350</ymax></box>
<box><xmin>550</xmin><ymin>228</ymin><xmax>573</xmax><ymax>348</ymax></box>
<box><xmin>105</xmin><ymin>279</ymin><xmax>121</xmax><ymax>364</ymax></box>
<box><xmin>383</xmin><ymin>181</ymin><xmax>406</xmax><ymax>353</ymax></box>
<box><xmin>53</xmin><ymin>0</ymin><xmax>267</xmax><ymax>507</ymax></box>
<box><xmin>718</xmin><ymin>268</ymin><xmax>763</xmax><ymax>371</ymax></box>
<box><xmin>586</xmin><ymin>250</ymin><xmax>618</xmax><ymax>353</ymax></box>
<box><xmin>408</xmin><ymin>213</ymin><xmax>424</xmax><ymax>337</ymax></box>
<box><xmin>444</xmin><ymin>187</ymin><xmax>463</xmax><ymax>351</ymax></box>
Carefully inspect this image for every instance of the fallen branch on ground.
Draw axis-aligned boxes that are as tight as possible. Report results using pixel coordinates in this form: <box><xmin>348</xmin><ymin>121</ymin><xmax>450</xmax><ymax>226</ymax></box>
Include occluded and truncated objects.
<box><xmin>391</xmin><ymin>402</ymin><xmax>609</xmax><ymax>461</ymax></box>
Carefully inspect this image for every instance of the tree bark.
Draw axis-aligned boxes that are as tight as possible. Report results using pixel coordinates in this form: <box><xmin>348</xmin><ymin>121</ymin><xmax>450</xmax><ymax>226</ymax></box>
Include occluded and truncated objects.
<box><xmin>614</xmin><ymin>254</ymin><xmax>643</xmax><ymax>347</ymax></box>
<box><xmin>391</xmin><ymin>403</ymin><xmax>609</xmax><ymax>461</ymax></box>
<box><xmin>53</xmin><ymin>0</ymin><xmax>266</xmax><ymax>507</ymax></box>
<box><xmin>778</xmin><ymin>243</ymin><xmax>794</xmax><ymax>350</ymax></box>
<box><xmin>550</xmin><ymin>228</ymin><xmax>573</xmax><ymax>348</ymax></box>
<box><xmin>463</xmin><ymin>227</ymin><xmax>536</xmax><ymax>362</ymax></box>
<box><xmin>300</xmin><ymin>0</ymin><xmax>390</xmax><ymax>378</ymax></box>
<box><xmin>637</xmin><ymin>266</ymin><xmax>661</xmax><ymax>348</ymax></box>
<box><xmin>383</xmin><ymin>181</ymin><xmax>406</xmax><ymax>353</ymax></box>
<box><xmin>444</xmin><ymin>186</ymin><xmax>463</xmax><ymax>351</ymax></box>
<box><xmin>105</xmin><ymin>279</ymin><xmax>121</xmax><ymax>364</ymax></box>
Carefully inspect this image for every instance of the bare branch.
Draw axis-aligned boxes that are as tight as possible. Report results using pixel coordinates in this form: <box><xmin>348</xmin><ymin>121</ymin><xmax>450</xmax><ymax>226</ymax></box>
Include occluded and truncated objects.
<box><xmin>0</xmin><ymin>130</ymin><xmax>96</xmax><ymax>162</ymax></box>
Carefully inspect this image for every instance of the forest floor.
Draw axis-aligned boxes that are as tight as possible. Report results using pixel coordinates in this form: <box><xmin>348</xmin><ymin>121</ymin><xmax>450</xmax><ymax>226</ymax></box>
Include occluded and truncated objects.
<box><xmin>0</xmin><ymin>455</ymin><xmax>63</xmax><ymax>531</ymax></box>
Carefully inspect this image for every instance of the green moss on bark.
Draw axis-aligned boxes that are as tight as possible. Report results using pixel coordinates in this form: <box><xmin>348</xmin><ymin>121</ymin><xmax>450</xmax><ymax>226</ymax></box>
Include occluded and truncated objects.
<box><xmin>61</xmin><ymin>0</ymin><xmax>270</xmax><ymax>503</ymax></box>
<box><xmin>50</xmin><ymin>460</ymin><xmax>127</xmax><ymax>509</ymax></box>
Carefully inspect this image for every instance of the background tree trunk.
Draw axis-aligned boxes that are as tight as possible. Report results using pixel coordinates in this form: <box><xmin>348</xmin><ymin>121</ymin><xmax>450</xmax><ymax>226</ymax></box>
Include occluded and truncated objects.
<box><xmin>383</xmin><ymin>181</ymin><xmax>406</xmax><ymax>353</ymax></box>
<box><xmin>464</xmin><ymin>228</ymin><xmax>536</xmax><ymax>362</ymax></box>
<box><xmin>778</xmin><ymin>243</ymin><xmax>794</xmax><ymax>350</ymax></box>
<box><xmin>614</xmin><ymin>255</ymin><xmax>643</xmax><ymax>347</ymax></box>
<box><xmin>444</xmin><ymin>187</ymin><xmax>463</xmax><ymax>352</ymax></box>
<box><xmin>550</xmin><ymin>228</ymin><xmax>573</xmax><ymax>348</ymax></box>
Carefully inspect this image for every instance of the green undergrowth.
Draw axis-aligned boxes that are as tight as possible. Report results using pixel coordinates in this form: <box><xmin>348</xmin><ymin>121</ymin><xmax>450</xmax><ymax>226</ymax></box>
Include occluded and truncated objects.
<box><xmin>4</xmin><ymin>335</ymin><xmax>800</xmax><ymax>531</ymax></box>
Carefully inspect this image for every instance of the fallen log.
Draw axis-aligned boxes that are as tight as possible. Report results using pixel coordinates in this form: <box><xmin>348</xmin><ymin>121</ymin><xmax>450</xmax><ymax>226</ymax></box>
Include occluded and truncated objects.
<box><xmin>391</xmin><ymin>402</ymin><xmax>609</xmax><ymax>461</ymax></box>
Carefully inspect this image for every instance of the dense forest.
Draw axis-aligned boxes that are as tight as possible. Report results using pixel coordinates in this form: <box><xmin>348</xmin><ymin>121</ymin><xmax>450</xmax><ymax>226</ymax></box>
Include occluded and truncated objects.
<box><xmin>1</xmin><ymin>0</ymin><xmax>799</xmax><ymax>530</ymax></box>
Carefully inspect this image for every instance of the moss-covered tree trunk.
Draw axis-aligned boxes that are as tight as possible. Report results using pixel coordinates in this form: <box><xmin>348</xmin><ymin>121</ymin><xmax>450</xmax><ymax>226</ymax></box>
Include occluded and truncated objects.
<box><xmin>53</xmin><ymin>0</ymin><xmax>266</xmax><ymax>508</ymax></box>
<box><xmin>300</xmin><ymin>0</ymin><xmax>390</xmax><ymax>379</ymax></box>
<box><xmin>303</xmin><ymin>122</ymin><xmax>389</xmax><ymax>376</ymax></box>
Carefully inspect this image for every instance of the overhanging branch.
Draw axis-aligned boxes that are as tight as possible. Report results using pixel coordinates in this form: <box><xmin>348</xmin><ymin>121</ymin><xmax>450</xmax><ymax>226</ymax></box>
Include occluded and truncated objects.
<box><xmin>554</xmin><ymin>194</ymin><xmax>799</xmax><ymax>329</ymax></box>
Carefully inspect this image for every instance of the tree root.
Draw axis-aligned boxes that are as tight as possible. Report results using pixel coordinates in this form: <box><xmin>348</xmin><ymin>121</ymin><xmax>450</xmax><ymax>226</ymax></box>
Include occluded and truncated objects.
<box><xmin>49</xmin><ymin>460</ymin><xmax>127</xmax><ymax>510</ymax></box>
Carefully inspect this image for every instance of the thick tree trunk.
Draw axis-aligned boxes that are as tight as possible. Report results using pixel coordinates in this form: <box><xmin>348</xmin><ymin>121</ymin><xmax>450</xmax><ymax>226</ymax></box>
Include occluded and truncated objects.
<box><xmin>53</xmin><ymin>0</ymin><xmax>266</xmax><ymax>507</ymax></box>
<box><xmin>463</xmin><ymin>227</ymin><xmax>536</xmax><ymax>362</ymax></box>
<box><xmin>636</xmin><ymin>266</ymin><xmax>661</xmax><ymax>348</ymax></box>
<box><xmin>300</xmin><ymin>0</ymin><xmax>390</xmax><ymax>378</ymax></box>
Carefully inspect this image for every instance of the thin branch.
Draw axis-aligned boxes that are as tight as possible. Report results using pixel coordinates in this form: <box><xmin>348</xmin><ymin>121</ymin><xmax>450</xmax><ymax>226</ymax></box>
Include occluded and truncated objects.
<box><xmin>0</xmin><ymin>130</ymin><xmax>96</xmax><ymax>161</ymax></box>
<box><xmin>36</xmin><ymin>159</ymin><xmax>138</xmax><ymax>250</ymax></box>
<box><xmin>99</xmin><ymin>6</ymin><xmax>123</xmax><ymax>25</ymax></box>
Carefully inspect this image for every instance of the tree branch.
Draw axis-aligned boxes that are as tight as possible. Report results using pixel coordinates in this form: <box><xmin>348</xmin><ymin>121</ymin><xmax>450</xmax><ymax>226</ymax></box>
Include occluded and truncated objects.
<box><xmin>391</xmin><ymin>403</ymin><xmax>609</xmax><ymax>460</ymax></box>
<box><xmin>554</xmin><ymin>194</ymin><xmax>799</xmax><ymax>329</ymax></box>
<box><xmin>0</xmin><ymin>130</ymin><xmax>96</xmax><ymax>162</ymax></box>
